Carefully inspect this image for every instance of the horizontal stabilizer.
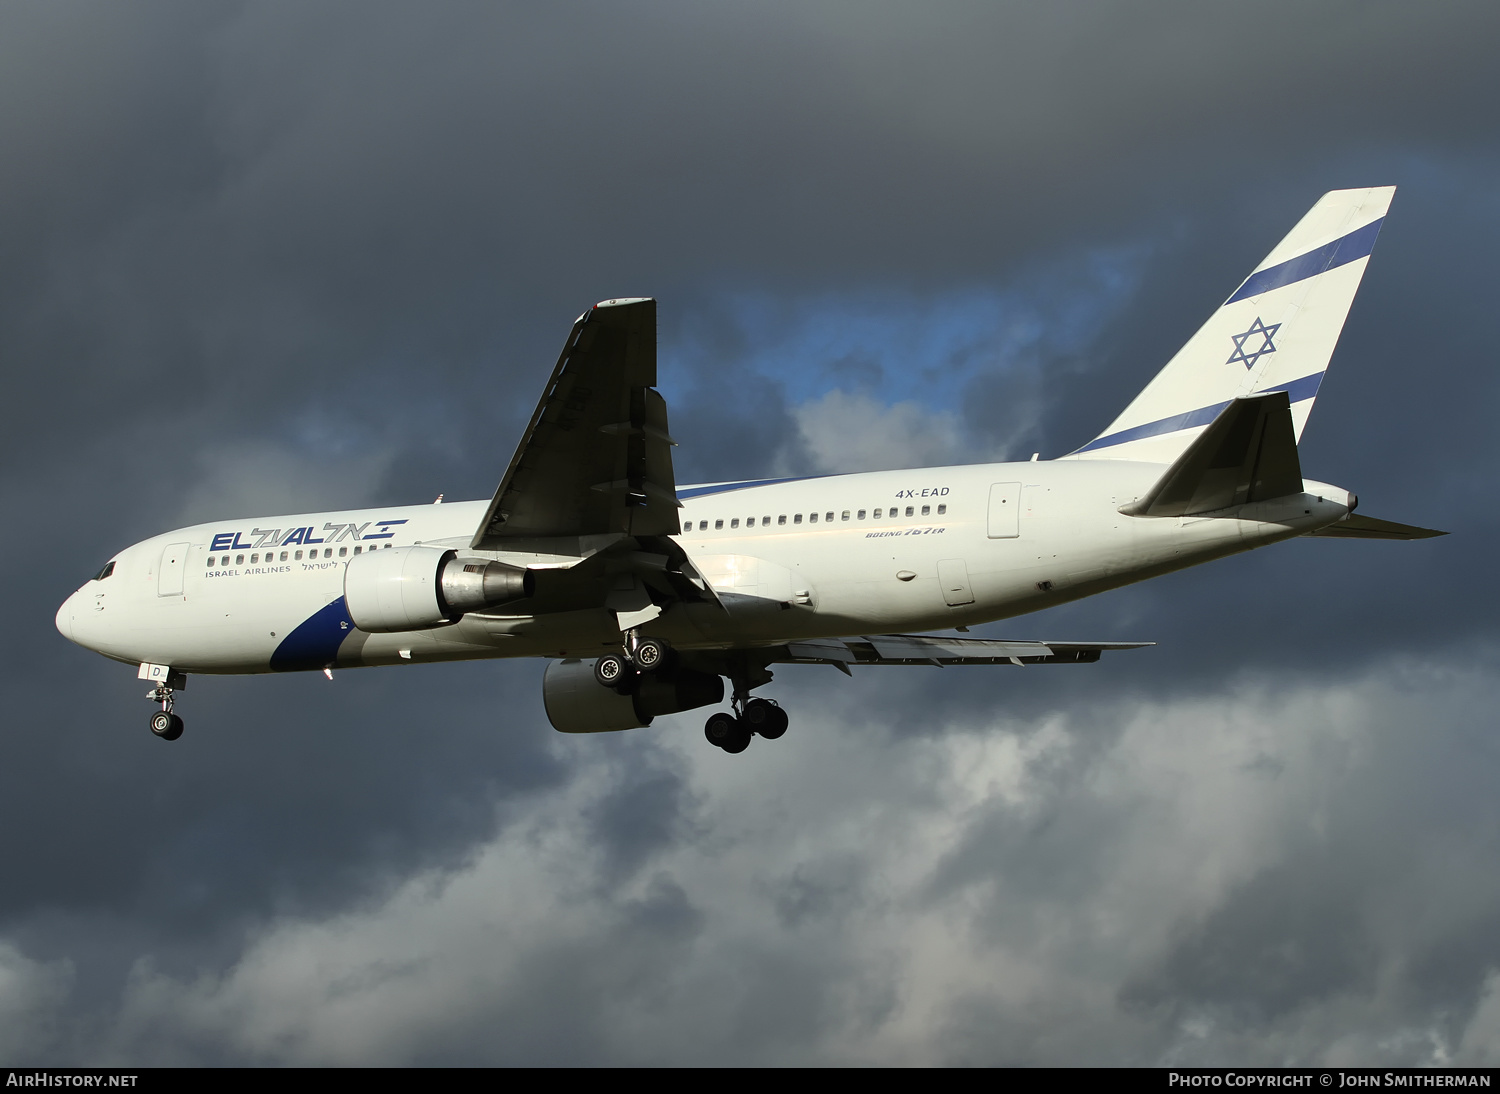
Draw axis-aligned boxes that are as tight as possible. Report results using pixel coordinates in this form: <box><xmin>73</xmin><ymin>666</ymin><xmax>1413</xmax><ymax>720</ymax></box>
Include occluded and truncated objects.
<box><xmin>1121</xmin><ymin>392</ymin><xmax>1302</xmax><ymax>517</ymax></box>
<box><xmin>776</xmin><ymin>634</ymin><xmax>1152</xmax><ymax>668</ymax></box>
<box><xmin>1307</xmin><ymin>514</ymin><xmax>1447</xmax><ymax>539</ymax></box>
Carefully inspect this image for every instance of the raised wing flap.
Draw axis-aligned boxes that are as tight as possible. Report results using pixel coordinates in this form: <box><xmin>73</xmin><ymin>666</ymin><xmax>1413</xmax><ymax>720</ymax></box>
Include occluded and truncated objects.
<box><xmin>778</xmin><ymin>634</ymin><xmax>1152</xmax><ymax>667</ymax></box>
<box><xmin>472</xmin><ymin>299</ymin><xmax>681</xmax><ymax>549</ymax></box>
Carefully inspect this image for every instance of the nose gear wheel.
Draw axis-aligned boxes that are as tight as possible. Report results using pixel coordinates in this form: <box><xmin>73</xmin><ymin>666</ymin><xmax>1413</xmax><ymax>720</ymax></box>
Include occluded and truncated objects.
<box><xmin>146</xmin><ymin>686</ymin><xmax>184</xmax><ymax>741</ymax></box>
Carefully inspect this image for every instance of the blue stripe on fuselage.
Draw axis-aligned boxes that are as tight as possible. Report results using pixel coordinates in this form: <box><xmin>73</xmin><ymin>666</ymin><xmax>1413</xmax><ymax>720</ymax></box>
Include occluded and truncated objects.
<box><xmin>270</xmin><ymin>597</ymin><xmax>355</xmax><ymax>672</ymax></box>
<box><xmin>676</xmin><ymin>475</ymin><xmax>819</xmax><ymax>500</ymax></box>
<box><xmin>1076</xmin><ymin>372</ymin><xmax>1325</xmax><ymax>454</ymax></box>
<box><xmin>1225</xmin><ymin>217</ymin><xmax>1384</xmax><ymax>304</ymax></box>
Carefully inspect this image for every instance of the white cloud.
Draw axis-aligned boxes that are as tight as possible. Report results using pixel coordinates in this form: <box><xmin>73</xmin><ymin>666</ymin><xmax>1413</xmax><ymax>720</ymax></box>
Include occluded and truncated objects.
<box><xmin>782</xmin><ymin>389</ymin><xmax>981</xmax><ymax>475</ymax></box>
<box><xmin>0</xmin><ymin>944</ymin><xmax>72</xmax><ymax>1062</ymax></box>
<box><xmin>25</xmin><ymin>652</ymin><xmax>1496</xmax><ymax>1065</ymax></box>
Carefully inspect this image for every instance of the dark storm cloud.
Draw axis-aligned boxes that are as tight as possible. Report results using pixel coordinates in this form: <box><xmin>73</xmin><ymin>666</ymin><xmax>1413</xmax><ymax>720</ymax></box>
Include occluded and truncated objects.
<box><xmin>4</xmin><ymin>0</ymin><xmax>1500</xmax><ymax>1065</ymax></box>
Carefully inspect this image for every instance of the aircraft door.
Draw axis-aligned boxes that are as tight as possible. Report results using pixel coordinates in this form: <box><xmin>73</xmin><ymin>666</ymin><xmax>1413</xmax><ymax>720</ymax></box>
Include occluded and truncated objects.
<box><xmin>986</xmin><ymin>482</ymin><xmax>1021</xmax><ymax>538</ymax></box>
<box><xmin>157</xmin><ymin>542</ymin><xmax>190</xmax><ymax>598</ymax></box>
<box><xmin>937</xmin><ymin>558</ymin><xmax>975</xmax><ymax>606</ymax></box>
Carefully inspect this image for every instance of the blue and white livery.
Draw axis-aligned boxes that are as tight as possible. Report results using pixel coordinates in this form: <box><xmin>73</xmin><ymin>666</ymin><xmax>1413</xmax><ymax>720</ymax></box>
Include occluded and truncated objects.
<box><xmin>56</xmin><ymin>189</ymin><xmax>1442</xmax><ymax>752</ymax></box>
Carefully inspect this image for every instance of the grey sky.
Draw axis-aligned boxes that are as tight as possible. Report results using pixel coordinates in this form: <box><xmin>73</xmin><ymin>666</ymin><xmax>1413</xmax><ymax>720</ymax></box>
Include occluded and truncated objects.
<box><xmin>4</xmin><ymin>1</ymin><xmax>1499</xmax><ymax>1065</ymax></box>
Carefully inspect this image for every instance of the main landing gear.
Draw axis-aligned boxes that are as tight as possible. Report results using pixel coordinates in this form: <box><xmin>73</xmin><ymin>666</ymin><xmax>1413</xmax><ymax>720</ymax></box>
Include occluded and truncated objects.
<box><xmin>594</xmin><ymin>634</ymin><xmax>671</xmax><ymax>690</ymax></box>
<box><xmin>590</xmin><ymin>637</ymin><xmax>791</xmax><ymax>755</ymax></box>
<box><xmin>703</xmin><ymin>696</ymin><xmax>789</xmax><ymax>755</ymax></box>
<box><xmin>147</xmin><ymin>686</ymin><xmax>183</xmax><ymax>741</ymax></box>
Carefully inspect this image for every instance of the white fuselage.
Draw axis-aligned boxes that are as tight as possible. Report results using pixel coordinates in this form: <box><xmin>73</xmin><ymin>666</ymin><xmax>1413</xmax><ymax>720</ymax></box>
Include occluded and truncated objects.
<box><xmin>56</xmin><ymin>460</ymin><xmax>1353</xmax><ymax>674</ymax></box>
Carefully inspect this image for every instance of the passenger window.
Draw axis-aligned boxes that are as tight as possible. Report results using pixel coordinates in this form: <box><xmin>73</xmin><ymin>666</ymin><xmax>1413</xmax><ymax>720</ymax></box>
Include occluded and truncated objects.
<box><xmin>746</xmin><ymin>517</ymin><xmax>755</xmax><ymax>527</ymax></box>
<box><xmin>794</xmin><ymin>514</ymin><xmax>803</xmax><ymax>524</ymax></box>
<box><xmin>715</xmin><ymin>519</ymin><xmax>723</xmax><ymax>530</ymax></box>
<box><xmin>937</xmin><ymin>504</ymin><xmax>946</xmax><ymax>515</ymax></box>
<box><xmin>857</xmin><ymin>510</ymin><xmax>866</xmax><ymax>519</ymax></box>
<box><xmin>94</xmin><ymin>561</ymin><xmax>116</xmax><ymax>581</ymax></box>
<box><xmin>235</xmin><ymin>554</ymin><xmax>244</xmax><ymax>565</ymax></box>
<box><xmin>731</xmin><ymin>518</ymin><xmax>740</xmax><ymax>529</ymax></box>
<box><xmin>339</xmin><ymin>547</ymin><xmax>347</xmax><ymax>557</ymax></box>
<box><xmin>874</xmin><ymin>509</ymin><xmax>882</xmax><ymax>519</ymax></box>
<box><xmin>280</xmin><ymin>551</ymin><xmax>288</xmax><ymax>561</ymax></box>
<box><xmin>778</xmin><ymin>515</ymin><xmax>786</xmax><ymax>525</ymax></box>
<box><xmin>825</xmin><ymin>512</ymin><xmax>834</xmax><ymax>522</ymax></box>
<box><xmin>921</xmin><ymin>505</ymin><xmax>930</xmax><ymax>516</ymax></box>
<box><xmin>905</xmin><ymin>506</ymin><xmax>914</xmax><ymax>517</ymax></box>
<box><xmin>762</xmin><ymin>515</ymin><xmax>771</xmax><ymax>526</ymax></box>
<box><xmin>206</xmin><ymin>556</ymin><xmax>214</xmax><ymax>568</ymax></box>
<box><xmin>324</xmin><ymin>548</ymin><xmax>332</xmax><ymax>558</ymax></box>
<box><xmin>295</xmin><ymin>550</ymin><xmax>303</xmax><ymax>560</ymax></box>
<box><xmin>809</xmin><ymin>513</ymin><xmax>817</xmax><ymax>524</ymax></box>
<box><xmin>841</xmin><ymin>511</ymin><xmax>850</xmax><ymax>521</ymax></box>
<box><xmin>251</xmin><ymin>554</ymin><xmax>259</xmax><ymax>564</ymax></box>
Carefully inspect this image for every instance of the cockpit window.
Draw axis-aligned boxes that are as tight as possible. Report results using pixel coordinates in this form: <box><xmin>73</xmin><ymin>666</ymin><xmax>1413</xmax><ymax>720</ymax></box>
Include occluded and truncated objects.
<box><xmin>93</xmin><ymin>561</ymin><xmax>116</xmax><ymax>581</ymax></box>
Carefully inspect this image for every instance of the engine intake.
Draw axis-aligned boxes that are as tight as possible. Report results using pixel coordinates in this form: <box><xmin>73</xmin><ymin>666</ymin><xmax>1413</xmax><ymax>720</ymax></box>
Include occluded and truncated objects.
<box><xmin>344</xmin><ymin>546</ymin><xmax>532</xmax><ymax>633</ymax></box>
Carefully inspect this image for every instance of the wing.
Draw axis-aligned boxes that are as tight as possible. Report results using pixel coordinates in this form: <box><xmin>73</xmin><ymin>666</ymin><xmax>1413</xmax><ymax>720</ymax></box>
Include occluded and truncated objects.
<box><xmin>772</xmin><ymin>634</ymin><xmax>1153</xmax><ymax>673</ymax></box>
<box><xmin>472</xmin><ymin>298</ymin><xmax>680</xmax><ymax>549</ymax></box>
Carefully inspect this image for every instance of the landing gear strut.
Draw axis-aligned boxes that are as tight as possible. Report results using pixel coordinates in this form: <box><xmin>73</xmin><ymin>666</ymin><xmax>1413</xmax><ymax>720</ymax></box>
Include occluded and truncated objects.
<box><xmin>594</xmin><ymin>632</ymin><xmax>673</xmax><ymax>691</ymax></box>
<box><xmin>703</xmin><ymin>664</ymin><xmax>789</xmax><ymax>754</ymax></box>
<box><xmin>147</xmin><ymin>686</ymin><xmax>184</xmax><ymax>741</ymax></box>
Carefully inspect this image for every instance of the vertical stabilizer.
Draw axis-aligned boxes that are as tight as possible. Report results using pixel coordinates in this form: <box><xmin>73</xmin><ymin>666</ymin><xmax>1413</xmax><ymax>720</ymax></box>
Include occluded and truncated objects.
<box><xmin>1070</xmin><ymin>187</ymin><xmax>1394</xmax><ymax>464</ymax></box>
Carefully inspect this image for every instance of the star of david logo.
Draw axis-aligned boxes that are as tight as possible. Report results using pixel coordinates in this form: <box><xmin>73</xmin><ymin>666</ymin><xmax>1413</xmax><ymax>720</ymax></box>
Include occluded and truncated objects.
<box><xmin>1227</xmin><ymin>316</ymin><xmax>1281</xmax><ymax>370</ymax></box>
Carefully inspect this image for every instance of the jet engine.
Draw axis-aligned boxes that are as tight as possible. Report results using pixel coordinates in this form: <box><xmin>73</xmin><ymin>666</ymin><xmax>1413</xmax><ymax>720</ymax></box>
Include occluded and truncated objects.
<box><xmin>543</xmin><ymin>658</ymin><xmax>724</xmax><ymax>733</ymax></box>
<box><xmin>343</xmin><ymin>546</ymin><xmax>532</xmax><ymax>633</ymax></box>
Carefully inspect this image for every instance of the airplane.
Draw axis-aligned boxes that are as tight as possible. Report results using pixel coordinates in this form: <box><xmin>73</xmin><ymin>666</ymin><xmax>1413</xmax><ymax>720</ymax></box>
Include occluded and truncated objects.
<box><xmin>56</xmin><ymin>186</ymin><xmax>1442</xmax><ymax>753</ymax></box>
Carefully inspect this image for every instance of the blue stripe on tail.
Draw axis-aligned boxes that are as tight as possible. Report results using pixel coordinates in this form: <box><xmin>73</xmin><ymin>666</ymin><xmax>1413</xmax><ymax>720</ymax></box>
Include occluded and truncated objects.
<box><xmin>1076</xmin><ymin>372</ymin><xmax>1325</xmax><ymax>455</ymax></box>
<box><xmin>1225</xmin><ymin>218</ymin><xmax>1384</xmax><ymax>304</ymax></box>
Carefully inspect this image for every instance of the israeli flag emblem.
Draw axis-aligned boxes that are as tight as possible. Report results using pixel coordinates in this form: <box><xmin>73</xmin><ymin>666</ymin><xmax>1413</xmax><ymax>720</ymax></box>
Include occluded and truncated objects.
<box><xmin>1227</xmin><ymin>317</ymin><xmax>1281</xmax><ymax>370</ymax></box>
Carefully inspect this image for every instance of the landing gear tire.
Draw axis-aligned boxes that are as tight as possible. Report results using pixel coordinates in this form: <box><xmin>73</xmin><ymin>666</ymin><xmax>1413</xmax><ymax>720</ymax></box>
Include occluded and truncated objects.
<box><xmin>705</xmin><ymin>711</ymin><xmax>751</xmax><ymax>753</ymax></box>
<box><xmin>150</xmin><ymin>711</ymin><xmax>183</xmax><ymax>741</ymax></box>
<box><xmin>633</xmin><ymin>636</ymin><xmax>670</xmax><ymax>671</ymax></box>
<box><xmin>594</xmin><ymin>653</ymin><xmax>629</xmax><ymax>689</ymax></box>
<box><xmin>743</xmin><ymin>698</ymin><xmax>788</xmax><ymax>739</ymax></box>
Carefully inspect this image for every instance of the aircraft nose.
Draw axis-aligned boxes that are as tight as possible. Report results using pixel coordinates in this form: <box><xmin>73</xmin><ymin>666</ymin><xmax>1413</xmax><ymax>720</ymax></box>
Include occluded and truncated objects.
<box><xmin>55</xmin><ymin>593</ymin><xmax>75</xmax><ymax>643</ymax></box>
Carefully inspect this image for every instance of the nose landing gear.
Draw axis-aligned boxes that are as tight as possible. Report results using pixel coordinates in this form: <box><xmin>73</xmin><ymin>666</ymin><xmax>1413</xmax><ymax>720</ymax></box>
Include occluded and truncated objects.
<box><xmin>139</xmin><ymin>664</ymin><xmax>187</xmax><ymax>742</ymax></box>
<box><xmin>147</xmin><ymin>687</ymin><xmax>184</xmax><ymax>741</ymax></box>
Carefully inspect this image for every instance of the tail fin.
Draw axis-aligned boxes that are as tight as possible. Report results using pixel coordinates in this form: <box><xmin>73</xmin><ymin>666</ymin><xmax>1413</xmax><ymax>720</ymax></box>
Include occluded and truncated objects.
<box><xmin>1071</xmin><ymin>187</ymin><xmax>1394</xmax><ymax>463</ymax></box>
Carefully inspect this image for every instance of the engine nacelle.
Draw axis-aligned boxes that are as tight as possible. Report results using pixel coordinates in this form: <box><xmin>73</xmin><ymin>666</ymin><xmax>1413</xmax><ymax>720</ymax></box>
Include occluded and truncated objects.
<box><xmin>543</xmin><ymin>658</ymin><xmax>725</xmax><ymax>733</ymax></box>
<box><xmin>344</xmin><ymin>546</ymin><xmax>532</xmax><ymax>633</ymax></box>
